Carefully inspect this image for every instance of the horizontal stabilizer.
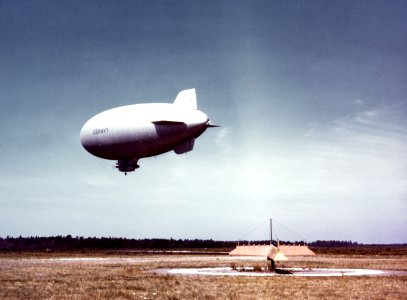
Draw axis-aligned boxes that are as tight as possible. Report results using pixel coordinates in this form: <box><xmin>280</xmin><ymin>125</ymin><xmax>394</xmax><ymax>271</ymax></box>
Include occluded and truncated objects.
<box><xmin>174</xmin><ymin>138</ymin><xmax>195</xmax><ymax>154</ymax></box>
<box><xmin>152</xmin><ymin>120</ymin><xmax>185</xmax><ymax>125</ymax></box>
<box><xmin>173</xmin><ymin>88</ymin><xmax>197</xmax><ymax>110</ymax></box>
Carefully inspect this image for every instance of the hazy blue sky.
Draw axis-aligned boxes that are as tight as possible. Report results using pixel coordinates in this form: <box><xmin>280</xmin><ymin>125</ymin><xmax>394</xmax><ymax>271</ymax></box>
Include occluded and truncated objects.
<box><xmin>1</xmin><ymin>0</ymin><xmax>406</xmax><ymax>243</ymax></box>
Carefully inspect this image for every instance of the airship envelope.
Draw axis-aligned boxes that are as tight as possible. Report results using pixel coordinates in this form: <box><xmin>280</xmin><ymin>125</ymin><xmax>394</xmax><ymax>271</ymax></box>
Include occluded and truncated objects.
<box><xmin>80</xmin><ymin>89</ymin><xmax>217</xmax><ymax>174</ymax></box>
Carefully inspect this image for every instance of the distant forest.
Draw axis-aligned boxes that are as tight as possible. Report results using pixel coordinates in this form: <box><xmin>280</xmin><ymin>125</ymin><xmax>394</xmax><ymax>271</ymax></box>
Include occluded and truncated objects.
<box><xmin>1</xmin><ymin>236</ymin><xmax>399</xmax><ymax>252</ymax></box>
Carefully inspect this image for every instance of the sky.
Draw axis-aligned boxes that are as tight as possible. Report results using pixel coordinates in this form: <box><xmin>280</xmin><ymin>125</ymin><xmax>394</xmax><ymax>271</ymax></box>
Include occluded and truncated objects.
<box><xmin>0</xmin><ymin>0</ymin><xmax>406</xmax><ymax>244</ymax></box>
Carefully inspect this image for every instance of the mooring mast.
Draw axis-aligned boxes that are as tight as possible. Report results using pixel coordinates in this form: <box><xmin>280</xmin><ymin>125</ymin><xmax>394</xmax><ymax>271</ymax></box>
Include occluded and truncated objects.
<box><xmin>270</xmin><ymin>218</ymin><xmax>273</xmax><ymax>245</ymax></box>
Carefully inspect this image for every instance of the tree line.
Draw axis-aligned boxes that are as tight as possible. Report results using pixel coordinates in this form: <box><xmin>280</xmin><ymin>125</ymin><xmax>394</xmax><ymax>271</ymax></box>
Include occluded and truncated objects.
<box><xmin>0</xmin><ymin>236</ymin><xmax>236</xmax><ymax>251</ymax></box>
<box><xmin>0</xmin><ymin>236</ymin><xmax>377</xmax><ymax>252</ymax></box>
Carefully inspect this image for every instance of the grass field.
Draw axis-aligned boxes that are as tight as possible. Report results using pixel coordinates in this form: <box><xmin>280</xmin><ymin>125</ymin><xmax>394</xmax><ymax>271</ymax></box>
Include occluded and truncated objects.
<box><xmin>0</xmin><ymin>250</ymin><xmax>406</xmax><ymax>299</ymax></box>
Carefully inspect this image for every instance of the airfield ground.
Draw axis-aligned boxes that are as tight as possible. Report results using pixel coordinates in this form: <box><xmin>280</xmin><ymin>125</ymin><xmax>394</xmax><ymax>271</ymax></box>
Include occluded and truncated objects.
<box><xmin>0</xmin><ymin>249</ymin><xmax>406</xmax><ymax>299</ymax></box>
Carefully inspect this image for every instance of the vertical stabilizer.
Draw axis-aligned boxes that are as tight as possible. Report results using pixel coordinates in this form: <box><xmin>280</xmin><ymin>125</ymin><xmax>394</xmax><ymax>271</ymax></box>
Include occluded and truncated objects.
<box><xmin>173</xmin><ymin>88</ymin><xmax>197</xmax><ymax>109</ymax></box>
<box><xmin>174</xmin><ymin>138</ymin><xmax>195</xmax><ymax>154</ymax></box>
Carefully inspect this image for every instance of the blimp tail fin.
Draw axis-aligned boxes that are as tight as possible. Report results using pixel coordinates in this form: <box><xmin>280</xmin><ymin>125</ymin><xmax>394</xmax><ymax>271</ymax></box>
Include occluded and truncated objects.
<box><xmin>174</xmin><ymin>138</ymin><xmax>195</xmax><ymax>154</ymax></box>
<box><xmin>173</xmin><ymin>89</ymin><xmax>197</xmax><ymax>110</ymax></box>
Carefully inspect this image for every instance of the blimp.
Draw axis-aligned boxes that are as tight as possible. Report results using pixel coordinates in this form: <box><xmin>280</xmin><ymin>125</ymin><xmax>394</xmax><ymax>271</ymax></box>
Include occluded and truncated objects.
<box><xmin>80</xmin><ymin>89</ymin><xmax>217</xmax><ymax>174</ymax></box>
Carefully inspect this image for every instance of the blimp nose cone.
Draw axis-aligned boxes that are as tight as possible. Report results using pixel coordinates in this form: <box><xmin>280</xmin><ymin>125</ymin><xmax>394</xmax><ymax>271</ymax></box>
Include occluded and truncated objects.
<box><xmin>79</xmin><ymin>120</ymin><xmax>92</xmax><ymax>148</ymax></box>
<box><xmin>79</xmin><ymin>125</ymin><xmax>87</xmax><ymax>147</ymax></box>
